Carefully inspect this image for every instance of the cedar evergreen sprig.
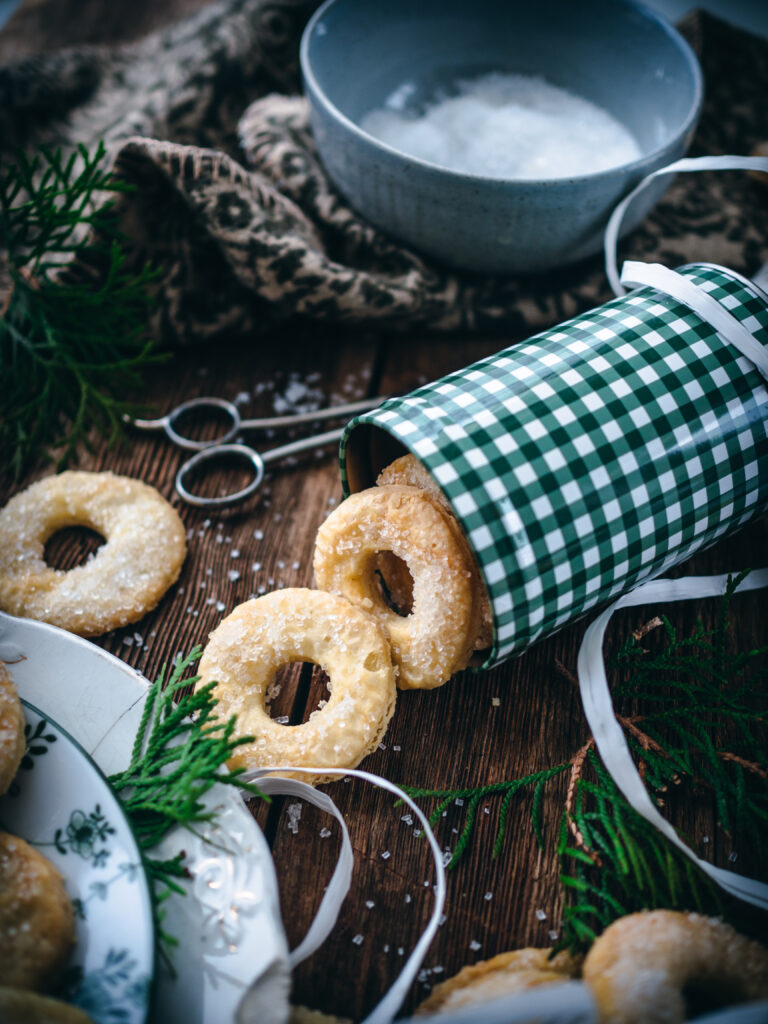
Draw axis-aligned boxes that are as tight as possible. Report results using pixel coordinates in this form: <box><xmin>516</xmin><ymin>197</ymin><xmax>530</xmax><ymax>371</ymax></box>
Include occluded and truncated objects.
<box><xmin>400</xmin><ymin>764</ymin><xmax>569</xmax><ymax>864</ymax></box>
<box><xmin>1</xmin><ymin>141</ymin><xmax>161</xmax><ymax>480</ymax></box>
<box><xmin>558</xmin><ymin>746</ymin><xmax>726</xmax><ymax>950</ymax></box>
<box><xmin>400</xmin><ymin>572</ymin><xmax>768</xmax><ymax>953</ymax></box>
<box><xmin>611</xmin><ymin>583</ymin><xmax>768</xmax><ymax>847</ymax></box>
<box><xmin>109</xmin><ymin>648</ymin><xmax>265</xmax><ymax>958</ymax></box>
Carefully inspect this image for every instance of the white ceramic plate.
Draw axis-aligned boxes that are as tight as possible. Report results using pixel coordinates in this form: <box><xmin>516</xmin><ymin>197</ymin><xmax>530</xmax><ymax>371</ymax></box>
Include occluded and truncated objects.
<box><xmin>0</xmin><ymin>699</ymin><xmax>155</xmax><ymax>1024</ymax></box>
<box><xmin>0</xmin><ymin>611</ymin><xmax>291</xmax><ymax>1024</ymax></box>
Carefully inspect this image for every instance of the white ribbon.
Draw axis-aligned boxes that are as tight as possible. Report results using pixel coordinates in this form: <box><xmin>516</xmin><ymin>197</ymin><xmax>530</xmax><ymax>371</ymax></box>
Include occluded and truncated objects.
<box><xmin>605</xmin><ymin>155</ymin><xmax>768</xmax><ymax>382</ymax></box>
<box><xmin>255</xmin><ymin>775</ymin><xmax>356</xmax><ymax>968</ymax></box>
<box><xmin>577</xmin><ymin>570</ymin><xmax>768</xmax><ymax>909</ymax></box>
<box><xmin>597</xmin><ymin>163</ymin><xmax>768</xmax><ymax>907</ymax></box>
<box><xmin>620</xmin><ymin>260</ymin><xmax>768</xmax><ymax>382</ymax></box>
<box><xmin>604</xmin><ymin>154</ymin><xmax>768</xmax><ymax>296</ymax></box>
<box><xmin>238</xmin><ymin>157</ymin><xmax>768</xmax><ymax>1024</ymax></box>
<box><xmin>241</xmin><ymin>765</ymin><xmax>447</xmax><ymax>1024</ymax></box>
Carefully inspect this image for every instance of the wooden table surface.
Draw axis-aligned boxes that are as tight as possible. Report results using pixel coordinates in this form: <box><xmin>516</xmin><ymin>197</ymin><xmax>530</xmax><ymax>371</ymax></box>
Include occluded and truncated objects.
<box><xmin>4</xmin><ymin>325</ymin><xmax>768</xmax><ymax>1021</ymax></box>
<box><xmin>2</xmin><ymin>2</ymin><xmax>767</xmax><ymax>1021</ymax></box>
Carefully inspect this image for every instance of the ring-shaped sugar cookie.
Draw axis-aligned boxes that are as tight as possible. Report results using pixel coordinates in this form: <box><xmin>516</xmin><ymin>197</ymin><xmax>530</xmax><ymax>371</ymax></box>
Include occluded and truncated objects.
<box><xmin>0</xmin><ymin>471</ymin><xmax>186</xmax><ymax>637</ymax></box>
<box><xmin>416</xmin><ymin>948</ymin><xmax>580</xmax><ymax>1016</ymax></box>
<box><xmin>376</xmin><ymin>455</ymin><xmax>493</xmax><ymax>651</ymax></box>
<box><xmin>583</xmin><ymin>910</ymin><xmax>768</xmax><ymax>1024</ymax></box>
<box><xmin>0</xmin><ymin>989</ymin><xmax>94</xmax><ymax>1024</ymax></box>
<box><xmin>197</xmin><ymin>589</ymin><xmax>397</xmax><ymax>784</ymax></box>
<box><xmin>0</xmin><ymin>832</ymin><xmax>75</xmax><ymax>991</ymax></box>
<box><xmin>313</xmin><ymin>485</ymin><xmax>476</xmax><ymax>689</ymax></box>
<box><xmin>0</xmin><ymin>664</ymin><xmax>25</xmax><ymax>797</ymax></box>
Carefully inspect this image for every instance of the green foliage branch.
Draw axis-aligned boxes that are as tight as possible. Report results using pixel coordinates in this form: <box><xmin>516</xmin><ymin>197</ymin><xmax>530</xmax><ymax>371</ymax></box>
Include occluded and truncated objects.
<box><xmin>399</xmin><ymin>572</ymin><xmax>768</xmax><ymax>952</ymax></box>
<box><xmin>109</xmin><ymin>648</ymin><xmax>264</xmax><ymax>963</ymax></box>
<box><xmin>1</xmin><ymin>142</ymin><xmax>161</xmax><ymax>480</ymax></box>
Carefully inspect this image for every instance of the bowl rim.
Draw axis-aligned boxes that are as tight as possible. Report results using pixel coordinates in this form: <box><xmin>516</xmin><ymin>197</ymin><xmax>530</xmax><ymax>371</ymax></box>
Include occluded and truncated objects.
<box><xmin>300</xmin><ymin>0</ymin><xmax>704</xmax><ymax>187</ymax></box>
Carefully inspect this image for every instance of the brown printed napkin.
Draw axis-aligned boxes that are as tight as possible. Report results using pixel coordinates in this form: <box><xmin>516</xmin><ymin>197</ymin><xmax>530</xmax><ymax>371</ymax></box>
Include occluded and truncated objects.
<box><xmin>0</xmin><ymin>0</ymin><xmax>766</xmax><ymax>347</ymax></box>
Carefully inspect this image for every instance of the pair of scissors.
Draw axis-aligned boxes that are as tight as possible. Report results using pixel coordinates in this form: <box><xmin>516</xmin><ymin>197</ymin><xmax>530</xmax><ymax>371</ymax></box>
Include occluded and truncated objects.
<box><xmin>127</xmin><ymin>394</ymin><xmax>386</xmax><ymax>509</ymax></box>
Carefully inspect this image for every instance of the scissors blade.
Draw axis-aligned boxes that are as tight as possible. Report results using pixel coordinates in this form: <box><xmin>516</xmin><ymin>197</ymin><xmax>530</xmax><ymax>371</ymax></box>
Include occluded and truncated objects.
<box><xmin>260</xmin><ymin>427</ymin><xmax>345</xmax><ymax>464</ymax></box>
<box><xmin>121</xmin><ymin>412</ymin><xmax>169</xmax><ymax>432</ymax></box>
<box><xmin>238</xmin><ymin>395</ymin><xmax>387</xmax><ymax>431</ymax></box>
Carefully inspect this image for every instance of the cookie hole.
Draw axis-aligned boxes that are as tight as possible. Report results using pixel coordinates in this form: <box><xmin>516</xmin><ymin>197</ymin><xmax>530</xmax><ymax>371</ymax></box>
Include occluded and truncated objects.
<box><xmin>44</xmin><ymin>526</ymin><xmax>105</xmax><ymax>571</ymax></box>
<box><xmin>304</xmin><ymin>667</ymin><xmax>331</xmax><ymax>725</ymax></box>
<box><xmin>265</xmin><ymin>662</ymin><xmax>306</xmax><ymax>725</ymax></box>
<box><xmin>373</xmin><ymin>551</ymin><xmax>413</xmax><ymax>617</ymax></box>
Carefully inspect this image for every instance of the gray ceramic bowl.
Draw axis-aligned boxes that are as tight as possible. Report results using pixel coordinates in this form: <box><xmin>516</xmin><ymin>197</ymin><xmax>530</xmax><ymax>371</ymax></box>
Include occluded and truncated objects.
<box><xmin>300</xmin><ymin>0</ymin><xmax>703</xmax><ymax>275</ymax></box>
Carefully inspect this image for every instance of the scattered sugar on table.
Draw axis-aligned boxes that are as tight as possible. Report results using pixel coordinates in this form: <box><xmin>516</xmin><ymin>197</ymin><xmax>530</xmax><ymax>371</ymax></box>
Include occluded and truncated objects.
<box><xmin>361</xmin><ymin>72</ymin><xmax>641</xmax><ymax>179</ymax></box>
<box><xmin>286</xmin><ymin>802</ymin><xmax>302</xmax><ymax>834</ymax></box>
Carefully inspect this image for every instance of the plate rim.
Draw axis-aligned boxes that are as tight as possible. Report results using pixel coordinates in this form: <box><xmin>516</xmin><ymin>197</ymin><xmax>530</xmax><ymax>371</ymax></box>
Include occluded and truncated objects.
<box><xmin>19</xmin><ymin>694</ymin><xmax>157</xmax><ymax>990</ymax></box>
<box><xmin>0</xmin><ymin>610</ymin><xmax>292</xmax><ymax>1024</ymax></box>
<box><xmin>8</xmin><ymin>694</ymin><xmax>157</xmax><ymax>1020</ymax></box>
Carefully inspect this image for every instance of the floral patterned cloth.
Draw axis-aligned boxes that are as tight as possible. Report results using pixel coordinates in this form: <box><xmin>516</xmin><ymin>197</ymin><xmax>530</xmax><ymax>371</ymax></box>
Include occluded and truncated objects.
<box><xmin>0</xmin><ymin>0</ymin><xmax>766</xmax><ymax>347</ymax></box>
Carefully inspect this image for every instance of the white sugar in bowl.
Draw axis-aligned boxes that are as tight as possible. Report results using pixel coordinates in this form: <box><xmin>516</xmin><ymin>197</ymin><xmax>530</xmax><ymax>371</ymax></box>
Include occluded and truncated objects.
<box><xmin>300</xmin><ymin>0</ymin><xmax>703</xmax><ymax>274</ymax></box>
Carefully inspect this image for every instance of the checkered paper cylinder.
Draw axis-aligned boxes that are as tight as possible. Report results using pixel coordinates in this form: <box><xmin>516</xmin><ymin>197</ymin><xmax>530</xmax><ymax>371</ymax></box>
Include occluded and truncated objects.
<box><xmin>340</xmin><ymin>263</ymin><xmax>768</xmax><ymax>668</ymax></box>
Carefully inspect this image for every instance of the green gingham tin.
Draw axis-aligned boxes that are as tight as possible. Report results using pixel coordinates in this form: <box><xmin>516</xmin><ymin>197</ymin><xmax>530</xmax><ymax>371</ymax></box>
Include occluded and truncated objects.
<box><xmin>340</xmin><ymin>262</ymin><xmax>768</xmax><ymax>668</ymax></box>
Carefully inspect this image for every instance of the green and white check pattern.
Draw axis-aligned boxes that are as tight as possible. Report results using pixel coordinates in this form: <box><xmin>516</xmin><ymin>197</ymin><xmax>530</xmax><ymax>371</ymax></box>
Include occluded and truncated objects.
<box><xmin>341</xmin><ymin>264</ymin><xmax>768</xmax><ymax>667</ymax></box>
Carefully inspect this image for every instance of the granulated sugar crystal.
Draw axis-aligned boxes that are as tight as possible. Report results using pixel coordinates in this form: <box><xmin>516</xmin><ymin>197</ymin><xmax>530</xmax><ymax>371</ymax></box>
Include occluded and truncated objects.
<box><xmin>360</xmin><ymin>72</ymin><xmax>641</xmax><ymax>180</ymax></box>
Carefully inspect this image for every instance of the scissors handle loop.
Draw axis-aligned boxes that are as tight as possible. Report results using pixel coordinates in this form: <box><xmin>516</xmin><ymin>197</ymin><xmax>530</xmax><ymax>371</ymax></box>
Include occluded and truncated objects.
<box><xmin>129</xmin><ymin>397</ymin><xmax>241</xmax><ymax>450</ymax></box>
<box><xmin>130</xmin><ymin>394</ymin><xmax>390</xmax><ymax>452</ymax></box>
<box><xmin>175</xmin><ymin>444</ymin><xmax>265</xmax><ymax>508</ymax></box>
<box><xmin>174</xmin><ymin>428</ymin><xmax>346</xmax><ymax>508</ymax></box>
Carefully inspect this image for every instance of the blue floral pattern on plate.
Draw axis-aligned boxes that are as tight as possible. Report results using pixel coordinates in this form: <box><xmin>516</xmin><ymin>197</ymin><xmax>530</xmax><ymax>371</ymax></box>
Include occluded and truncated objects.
<box><xmin>0</xmin><ymin>701</ymin><xmax>154</xmax><ymax>1024</ymax></box>
<box><xmin>0</xmin><ymin>612</ymin><xmax>290</xmax><ymax>1024</ymax></box>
